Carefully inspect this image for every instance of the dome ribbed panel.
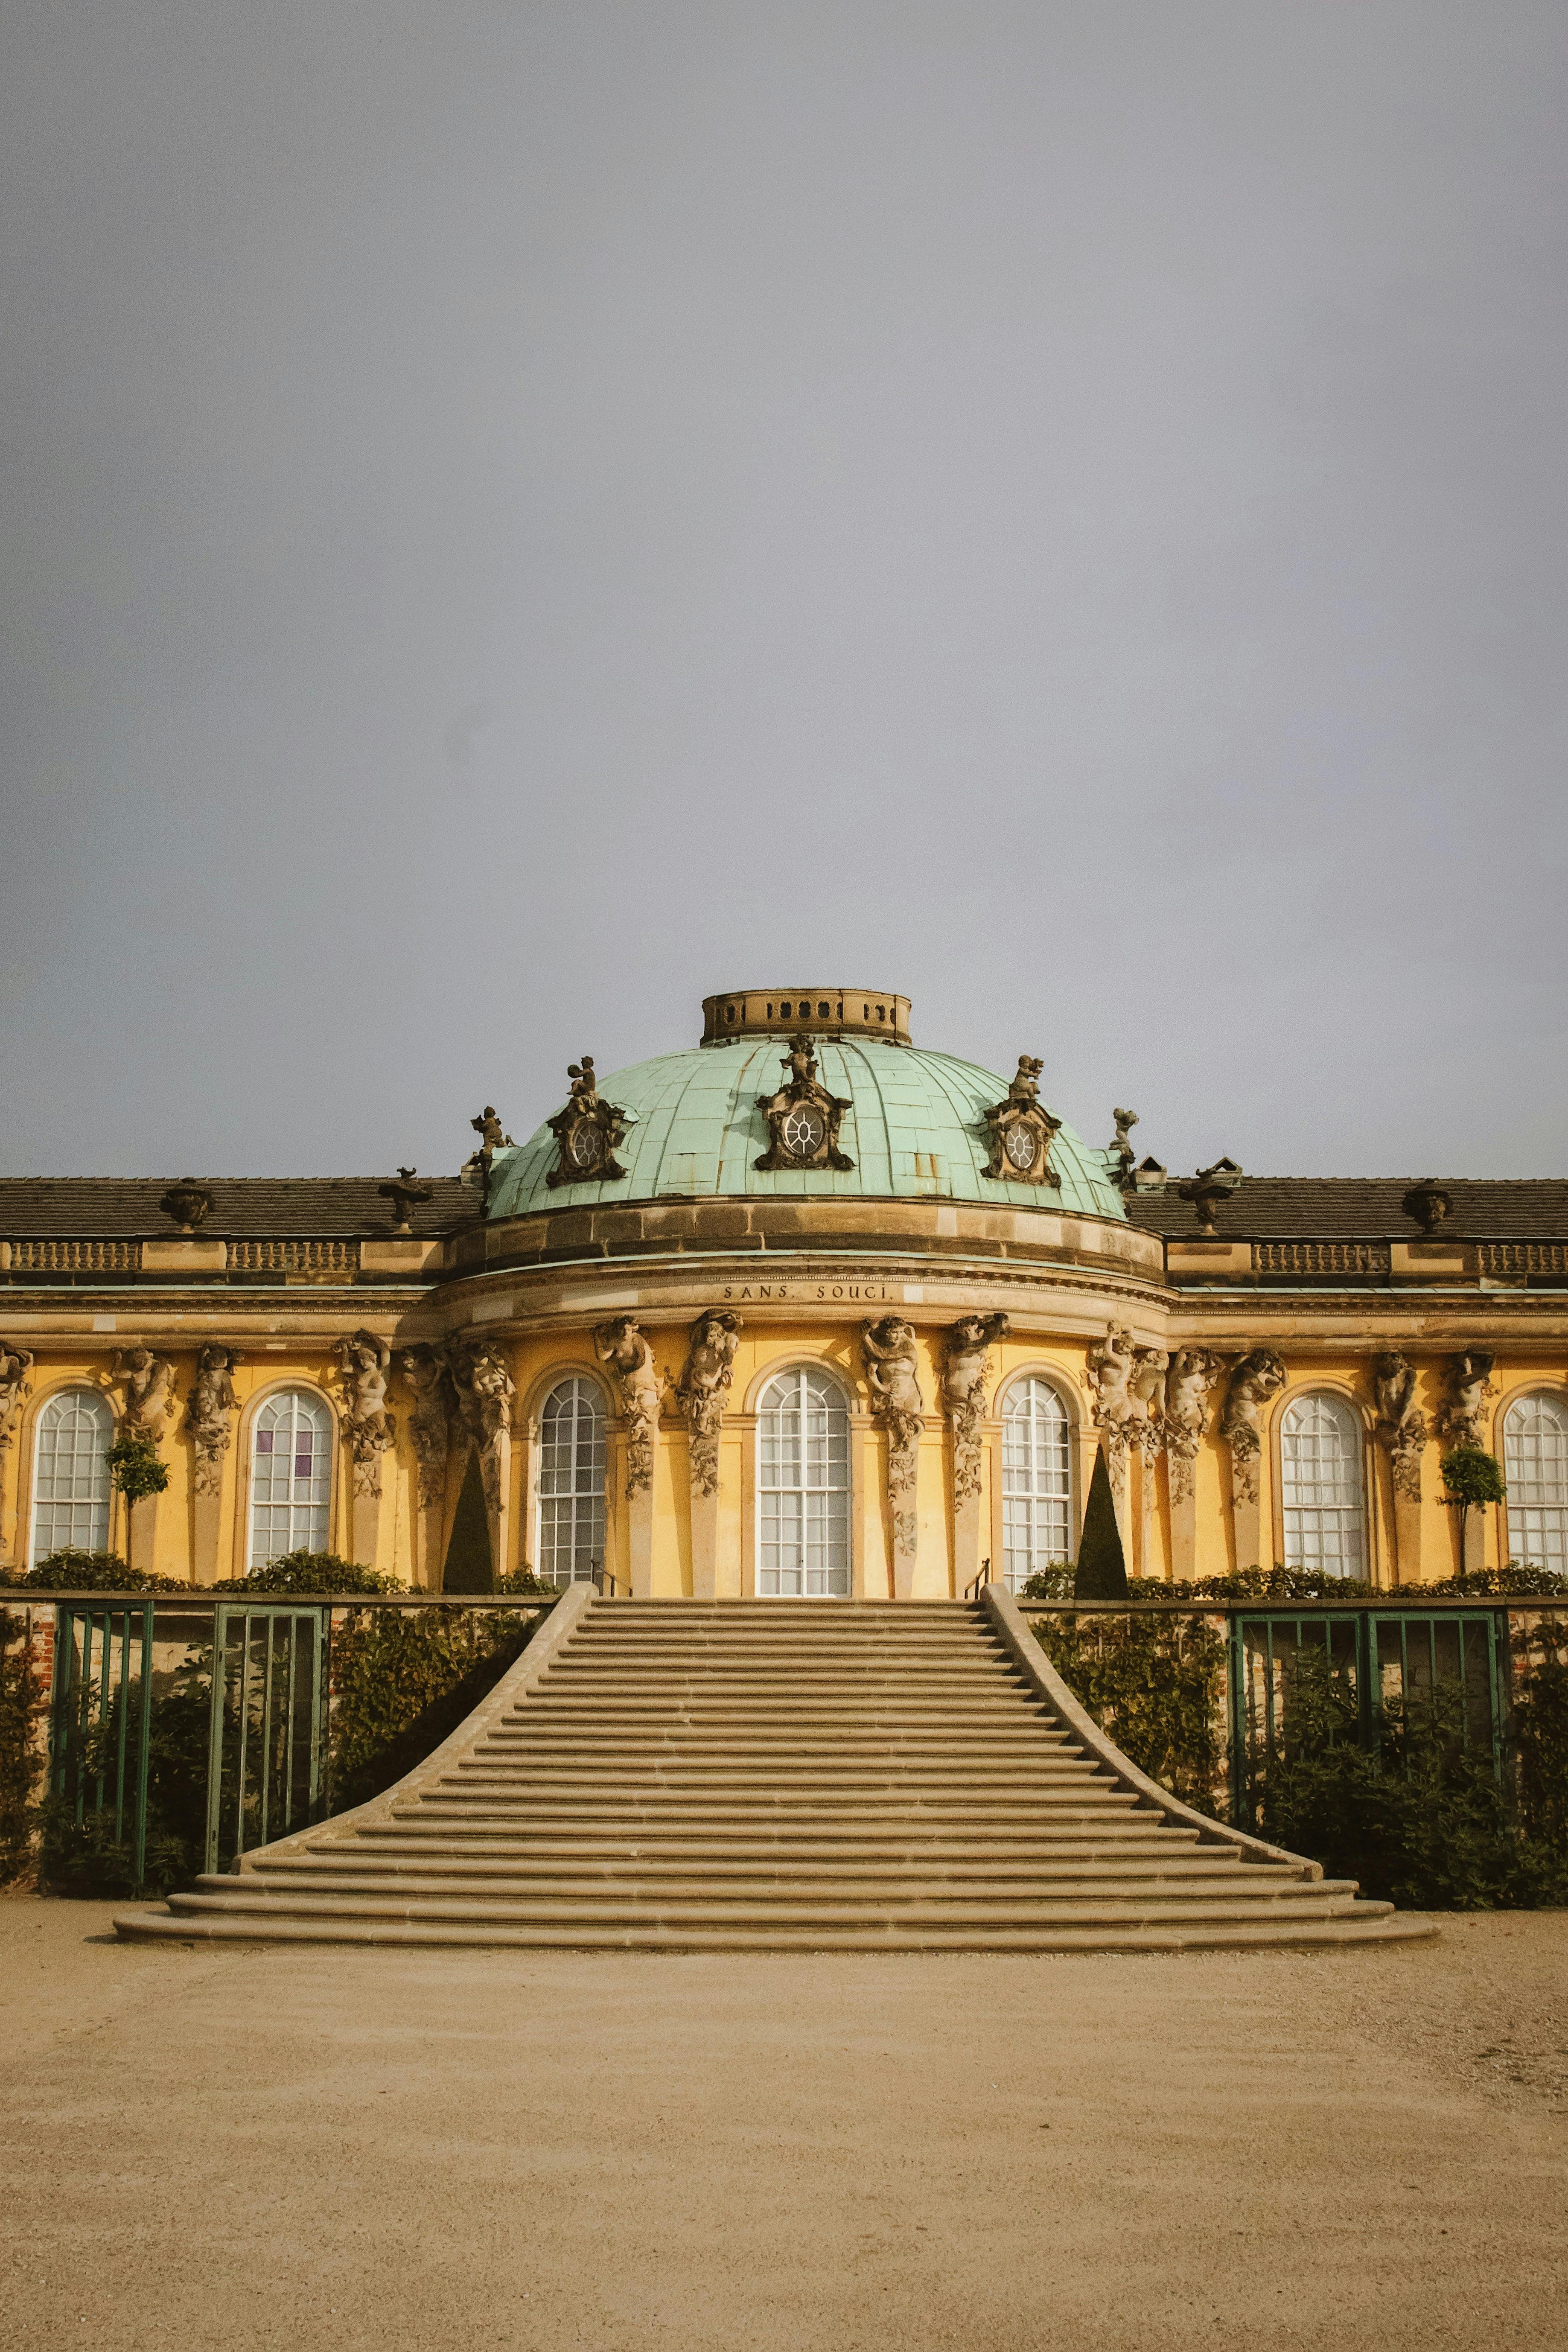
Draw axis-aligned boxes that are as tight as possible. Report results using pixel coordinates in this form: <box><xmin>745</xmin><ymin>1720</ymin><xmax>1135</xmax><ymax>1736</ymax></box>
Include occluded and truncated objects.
<box><xmin>484</xmin><ymin>1041</ymin><xmax>1127</xmax><ymax>1222</ymax></box>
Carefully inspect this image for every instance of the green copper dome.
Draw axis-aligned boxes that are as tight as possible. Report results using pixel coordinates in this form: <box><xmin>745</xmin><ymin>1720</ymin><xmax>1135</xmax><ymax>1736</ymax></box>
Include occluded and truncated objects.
<box><xmin>484</xmin><ymin>1038</ymin><xmax>1128</xmax><ymax>1221</ymax></box>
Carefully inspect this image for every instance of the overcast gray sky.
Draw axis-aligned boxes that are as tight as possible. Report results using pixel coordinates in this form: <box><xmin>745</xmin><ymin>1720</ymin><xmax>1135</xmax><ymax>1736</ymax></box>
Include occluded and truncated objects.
<box><xmin>2</xmin><ymin>2</ymin><xmax>1565</xmax><ymax>1183</ymax></box>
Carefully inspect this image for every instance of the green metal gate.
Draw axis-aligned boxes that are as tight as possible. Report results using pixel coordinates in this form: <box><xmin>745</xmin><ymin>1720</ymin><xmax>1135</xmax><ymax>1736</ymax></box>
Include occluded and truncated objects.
<box><xmin>204</xmin><ymin>1603</ymin><xmax>330</xmax><ymax>1875</ymax></box>
<box><xmin>49</xmin><ymin>1600</ymin><xmax>155</xmax><ymax>1885</ymax></box>
<box><xmin>1230</xmin><ymin>1608</ymin><xmax>1506</xmax><ymax>1825</ymax></box>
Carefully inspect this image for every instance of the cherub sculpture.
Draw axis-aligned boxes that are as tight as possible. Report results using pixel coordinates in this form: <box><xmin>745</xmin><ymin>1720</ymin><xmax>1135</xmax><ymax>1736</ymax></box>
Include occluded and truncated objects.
<box><xmin>114</xmin><ymin>1347</ymin><xmax>176</xmax><ymax>1445</ymax></box>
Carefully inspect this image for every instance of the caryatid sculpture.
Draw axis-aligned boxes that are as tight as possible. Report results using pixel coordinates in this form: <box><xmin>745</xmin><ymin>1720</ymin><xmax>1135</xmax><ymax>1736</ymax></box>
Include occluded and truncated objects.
<box><xmin>397</xmin><ymin>1345</ymin><xmax>454</xmax><ymax>1510</ymax></box>
<box><xmin>447</xmin><ymin>1336</ymin><xmax>516</xmax><ymax>1511</ymax></box>
<box><xmin>1163</xmin><ymin>1347</ymin><xmax>1225</xmax><ymax>1504</ymax></box>
<box><xmin>862</xmin><ymin>1315</ymin><xmax>924</xmax><ymax>1561</ymax></box>
<box><xmin>1219</xmin><ymin>1348</ymin><xmax>1287</xmax><ymax>1506</ymax></box>
<box><xmin>1083</xmin><ymin>1323</ymin><xmax>1146</xmax><ymax>1510</ymax></box>
<box><xmin>1438</xmin><ymin>1351</ymin><xmax>1495</xmax><ymax>1451</ymax></box>
<box><xmin>940</xmin><ymin>1314</ymin><xmax>1009</xmax><ymax>1501</ymax></box>
<box><xmin>335</xmin><ymin>1330</ymin><xmax>394</xmax><ymax>1498</ymax></box>
<box><xmin>1374</xmin><ymin>1351</ymin><xmax>1428</xmax><ymax>1501</ymax></box>
<box><xmin>594</xmin><ymin>1316</ymin><xmax>662</xmax><ymax>1498</ymax></box>
<box><xmin>0</xmin><ymin>1344</ymin><xmax>35</xmax><ymax>1559</ymax></box>
<box><xmin>113</xmin><ymin>1347</ymin><xmax>176</xmax><ymax>1447</ymax></box>
<box><xmin>185</xmin><ymin>1344</ymin><xmax>243</xmax><ymax>1498</ymax></box>
<box><xmin>674</xmin><ymin>1310</ymin><xmax>743</xmax><ymax>1498</ymax></box>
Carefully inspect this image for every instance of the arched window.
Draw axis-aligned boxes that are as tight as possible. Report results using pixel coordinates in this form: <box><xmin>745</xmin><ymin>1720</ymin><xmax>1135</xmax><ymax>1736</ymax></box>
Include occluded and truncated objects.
<box><xmin>536</xmin><ymin>1377</ymin><xmax>607</xmax><ymax>1584</ymax></box>
<box><xmin>757</xmin><ymin>1366</ymin><xmax>851</xmax><ymax>1597</ymax></box>
<box><xmin>1280</xmin><ymin>1392</ymin><xmax>1365</xmax><ymax>1577</ymax></box>
<box><xmin>1504</xmin><ymin>1393</ymin><xmax>1568</xmax><ymax>1571</ymax></box>
<box><xmin>248</xmin><ymin>1390</ymin><xmax>332</xmax><ymax>1569</ymax></box>
<box><xmin>30</xmin><ymin>1389</ymin><xmax>114</xmax><ymax>1562</ymax></box>
<box><xmin>1000</xmin><ymin>1377</ymin><xmax>1073</xmax><ymax>1589</ymax></box>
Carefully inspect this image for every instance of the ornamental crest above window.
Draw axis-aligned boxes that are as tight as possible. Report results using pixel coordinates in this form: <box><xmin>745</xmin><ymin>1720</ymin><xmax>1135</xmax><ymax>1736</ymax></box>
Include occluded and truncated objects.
<box><xmin>545</xmin><ymin>1056</ymin><xmax>634</xmax><ymax>1188</ymax></box>
<box><xmin>980</xmin><ymin>1055</ymin><xmax>1061</xmax><ymax>1187</ymax></box>
<box><xmin>754</xmin><ymin>1034</ymin><xmax>855</xmax><ymax>1172</ymax></box>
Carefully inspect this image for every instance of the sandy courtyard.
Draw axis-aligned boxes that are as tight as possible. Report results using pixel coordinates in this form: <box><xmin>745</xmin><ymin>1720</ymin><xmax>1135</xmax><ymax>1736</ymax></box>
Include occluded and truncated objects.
<box><xmin>1</xmin><ymin>1899</ymin><xmax>1565</xmax><ymax>2351</ymax></box>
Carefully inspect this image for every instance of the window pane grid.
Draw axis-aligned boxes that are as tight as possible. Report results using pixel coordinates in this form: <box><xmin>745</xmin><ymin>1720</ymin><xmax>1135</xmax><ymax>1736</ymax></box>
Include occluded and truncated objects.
<box><xmin>1280</xmin><ymin>1393</ymin><xmax>1364</xmax><ymax>1577</ymax></box>
<box><xmin>31</xmin><ymin>1390</ymin><xmax>114</xmax><ymax>1560</ymax></box>
<box><xmin>757</xmin><ymin>1367</ymin><xmax>850</xmax><ymax>1596</ymax></box>
<box><xmin>1000</xmin><ymin>1378</ymin><xmax>1072</xmax><ymax>1590</ymax></box>
<box><xmin>249</xmin><ymin>1390</ymin><xmax>332</xmax><ymax>1568</ymax></box>
<box><xmin>1504</xmin><ymin>1395</ymin><xmax>1568</xmax><ymax>1571</ymax></box>
<box><xmin>536</xmin><ymin>1378</ymin><xmax>606</xmax><ymax>1583</ymax></box>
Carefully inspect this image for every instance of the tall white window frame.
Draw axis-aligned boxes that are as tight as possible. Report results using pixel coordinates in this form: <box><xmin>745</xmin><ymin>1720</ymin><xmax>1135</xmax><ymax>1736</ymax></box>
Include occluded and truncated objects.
<box><xmin>30</xmin><ymin>1389</ymin><xmax>114</xmax><ymax>1562</ymax></box>
<box><xmin>248</xmin><ymin>1389</ymin><xmax>332</xmax><ymax>1569</ymax></box>
<box><xmin>1000</xmin><ymin>1376</ymin><xmax>1073</xmax><ymax>1589</ymax></box>
<box><xmin>536</xmin><ymin>1376</ymin><xmax>607</xmax><ymax>1585</ymax></box>
<box><xmin>1504</xmin><ymin>1393</ymin><xmax>1568</xmax><ymax>1572</ymax></box>
<box><xmin>1279</xmin><ymin>1391</ymin><xmax>1366</xmax><ymax>1578</ymax></box>
<box><xmin>756</xmin><ymin>1365</ymin><xmax>851</xmax><ymax>1597</ymax></box>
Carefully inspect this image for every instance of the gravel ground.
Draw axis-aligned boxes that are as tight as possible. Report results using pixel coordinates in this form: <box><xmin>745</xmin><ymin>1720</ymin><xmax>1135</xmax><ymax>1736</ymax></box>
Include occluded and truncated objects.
<box><xmin>2</xmin><ymin>1896</ymin><xmax>1565</xmax><ymax>2351</ymax></box>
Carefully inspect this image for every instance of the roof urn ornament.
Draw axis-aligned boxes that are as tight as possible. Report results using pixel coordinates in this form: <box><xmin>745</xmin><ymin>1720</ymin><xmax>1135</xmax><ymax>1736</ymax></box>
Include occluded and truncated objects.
<box><xmin>980</xmin><ymin>1057</ymin><xmax>1061</xmax><ymax>1186</ymax></box>
<box><xmin>1402</xmin><ymin>1179</ymin><xmax>1453</xmax><ymax>1235</ymax></box>
<box><xmin>754</xmin><ymin>1034</ymin><xmax>854</xmax><ymax>1172</ymax></box>
<box><xmin>546</xmin><ymin>1057</ymin><xmax>633</xmax><ymax>1189</ymax></box>
<box><xmin>158</xmin><ymin>1178</ymin><xmax>212</xmax><ymax>1233</ymax></box>
<box><xmin>1177</xmin><ymin>1160</ymin><xmax>1242</xmax><ymax>1236</ymax></box>
<box><xmin>378</xmin><ymin>1167</ymin><xmax>433</xmax><ymax>1234</ymax></box>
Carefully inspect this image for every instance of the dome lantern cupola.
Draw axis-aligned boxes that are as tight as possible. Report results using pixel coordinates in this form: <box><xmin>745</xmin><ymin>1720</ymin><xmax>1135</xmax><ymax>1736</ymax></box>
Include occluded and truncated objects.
<box><xmin>701</xmin><ymin>988</ymin><xmax>911</xmax><ymax>1048</ymax></box>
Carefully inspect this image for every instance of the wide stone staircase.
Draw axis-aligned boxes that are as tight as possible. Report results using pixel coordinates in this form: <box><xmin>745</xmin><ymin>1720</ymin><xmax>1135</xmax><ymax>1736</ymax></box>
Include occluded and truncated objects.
<box><xmin>114</xmin><ymin>1590</ymin><xmax>1431</xmax><ymax>1951</ymax></box>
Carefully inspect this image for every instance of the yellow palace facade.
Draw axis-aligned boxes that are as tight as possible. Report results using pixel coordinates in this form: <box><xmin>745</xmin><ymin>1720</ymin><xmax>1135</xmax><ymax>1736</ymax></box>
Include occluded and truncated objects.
<box><xmin>2</xmin><ymin>984</ymin><xmax>1566</xmax><ymax>1595</ymax></box>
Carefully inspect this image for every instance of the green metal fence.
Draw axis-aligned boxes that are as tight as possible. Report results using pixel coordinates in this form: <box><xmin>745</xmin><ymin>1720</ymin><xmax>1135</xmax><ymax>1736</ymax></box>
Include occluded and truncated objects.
<box><xmin>49</xmin><ymin>1600</ymin><xmax>155</xmax><ymax>1885</ymax></box>
<box><xmin>204</xmin><ymin>1603</ymin><xmax>330</xmax><ymax>1875</ymax></box>
<box><xmin>1230</xmin><ymin>1607</ymin><xmax>1505</xmax><ymax>1821</ymax></box>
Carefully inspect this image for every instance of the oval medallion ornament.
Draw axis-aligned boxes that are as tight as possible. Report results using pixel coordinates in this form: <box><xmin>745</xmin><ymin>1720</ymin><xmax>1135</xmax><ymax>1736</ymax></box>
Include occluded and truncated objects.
<box><xmin>570</xmin><ymin>1122</ymin><xmax>605</xmax><ymax>1172</ymax></box>
<box><xmin>1004</xmin><ymin>1125</ymin><xmax>1038</xmax><ymax>1172</ymax></box>
<box><xmin>781</xmin><ymin>1105</ymin><xmax>827</xmax><ymax>1160</ymax></box>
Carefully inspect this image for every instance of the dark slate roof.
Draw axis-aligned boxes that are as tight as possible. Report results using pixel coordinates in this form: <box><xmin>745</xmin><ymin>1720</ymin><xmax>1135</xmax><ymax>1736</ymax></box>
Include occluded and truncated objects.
<box><xmin>0</xmin><ymin>1177</ymin><xmax>481</xmax><ymax>1239</ymax></box>
<box><xmin>1126</xmin><ymin>1178</ymin><xmax>1568</xmax><ymax>1242</ymax></box>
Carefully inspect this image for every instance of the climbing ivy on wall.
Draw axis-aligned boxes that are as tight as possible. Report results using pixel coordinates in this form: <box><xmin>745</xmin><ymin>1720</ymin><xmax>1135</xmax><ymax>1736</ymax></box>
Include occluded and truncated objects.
<box><xmin>0</xmin><ymin>1610</ymin><xmax>44</xmax><ymax>1885</ymax></box>
<box><xmin>1026</xmin><ymin>1609</ymin><xmax>1228</xmax><ymax>1816</ymax></box>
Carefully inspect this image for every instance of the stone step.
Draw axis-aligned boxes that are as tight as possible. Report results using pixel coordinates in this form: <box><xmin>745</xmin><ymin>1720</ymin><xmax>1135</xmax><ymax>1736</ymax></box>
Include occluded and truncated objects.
<box><xmin>165</xmin><ymin>1886</ymin><xmax>1381</xmax><ymax>1930</ymax></box>
<box><xmin>247</xmin><ymin>1853</ymin><xmax>1278</xmax><ymax>1887</ymax></box>
<box><xmin>350</xmin><ymin>1826</ymin><xmax>1211</xmax><ymax>1856</ymax></box>
<box><xmin>113</xmin><ymin>1911</ymin><xmax>1437</xmax><ymax>1953</ymax></box>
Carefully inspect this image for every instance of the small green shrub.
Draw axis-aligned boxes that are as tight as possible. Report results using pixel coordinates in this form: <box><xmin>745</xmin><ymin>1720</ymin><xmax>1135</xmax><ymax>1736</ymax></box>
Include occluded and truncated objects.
<box><xmin>105</xmin><ymin>1433</ymin><xmax>170</xmax><ymax>1504</ymax></box>
<box><xmin>213</xmin><ymin>1550</ymin><xmax>401</xmax><ymax>1595</ymax></box>
<box><xmin>16</xmin><ymin>1550</ymin><xmax>183</xmax><ymax>1593</ymax></box>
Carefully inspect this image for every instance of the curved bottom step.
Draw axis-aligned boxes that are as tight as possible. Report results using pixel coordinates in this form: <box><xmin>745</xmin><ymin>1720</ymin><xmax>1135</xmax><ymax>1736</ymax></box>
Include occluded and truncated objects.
<box><xmin>111</xmin><ymin>1904</ymin><xmax>1437</xmax><ymax>1953</ymax></box>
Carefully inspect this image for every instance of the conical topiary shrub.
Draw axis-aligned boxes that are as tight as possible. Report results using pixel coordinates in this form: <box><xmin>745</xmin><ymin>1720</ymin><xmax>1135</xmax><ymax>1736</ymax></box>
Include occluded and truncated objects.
<box><xmin>441</xmin><ymin>1447</ymin><xmax>495</xmax><ymax>1594</ymax></box>
<box><xmin>1073</xmin><ymin>1445</ymin><xmax>1128</xmax><ymax>1600</ymax></box>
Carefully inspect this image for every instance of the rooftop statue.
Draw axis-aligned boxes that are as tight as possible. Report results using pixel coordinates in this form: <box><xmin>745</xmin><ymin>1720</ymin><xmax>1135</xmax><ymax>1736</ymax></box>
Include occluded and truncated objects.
<box><xmin>546</xmin><ymin>1055</ymin><xmax>633</xmax><ymax>1188</ymax></box>
<box><xmin>755</xmin><ymin>1033</ymin><xmax>855</xmax><ymax>1173</ymax></box>
<box><xmin>980</xmin><ymin>1055</ymin><xmax>1060</xmax><ymax>1187</ymax></box>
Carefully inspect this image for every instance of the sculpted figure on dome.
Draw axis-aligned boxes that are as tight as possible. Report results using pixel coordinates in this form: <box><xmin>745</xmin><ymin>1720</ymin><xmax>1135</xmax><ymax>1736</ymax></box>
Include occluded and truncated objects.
<box><xmin>1163</xmin><ymin>1347</ymin><xmax>1226</xmax><ymax>1503</ymax></box>
<box><xmin>1438</xmin><ymin>1350</ymin><xmax>1495</xmax><ymax>1451</ymax></box>
<box><xmin>675</xmin><ymin>1310</ymin><xmax>744</xmax><ymax>1498</ymax></box>
<box><xmin>335</xmin><ymin>1330</ymin><xmax>394</xmax><ymax>1497</ymax></box>
<box><xmin>980</xmin><ymin>1055</ymin><xmax>1061</xmax><ymax>1187</ymax></box>
<box><xmin>1374</xmin><ymin>1350</ymin><xmax>1428</xmax><ymax>1502</ymax></box>
<box><xmin>185</xmin><ymin>1344</ymin><xmax>242</xmax><ymax>1498</ymax></box>
<box><xmin>754</xmin><ymin>1034</ymin><xmax>854</xmax><ymax>1173</ymax></box>
<box><xmin>546</xmin><ymin>1056</ymin><xmax>633</xmax><ymax>1188</ymax></box>
<box><xmin>595</xmin><ymin>1316</ymin><xmax>661</xmax><ymax>1496</ymax></box>
<box><xmin>114</xmin><ymin>1347</ymin><xmax>176</xmax><ymax>1446</ymax></box>
<box><xmin>1220</xmin><ymin>1348</ymin><xmax>1287</xmax><ymax>1505</ymax></box>
<box><xmin>398</xmin><ymin>1344</ymin><xmax>454</xmax><ymax>1510</ymax></box>
<box><xmin>941</xmin><ymin>1314</ymin><xmax>1008</xmax><ymax>1502</ymax></box>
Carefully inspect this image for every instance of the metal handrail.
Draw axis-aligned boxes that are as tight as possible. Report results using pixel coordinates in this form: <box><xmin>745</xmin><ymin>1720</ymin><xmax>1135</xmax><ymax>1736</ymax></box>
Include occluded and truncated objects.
<box><xmin>963</xmin><ymin>1557</ymin><xmax>995</xmax><ymax>1602</ymax></box>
